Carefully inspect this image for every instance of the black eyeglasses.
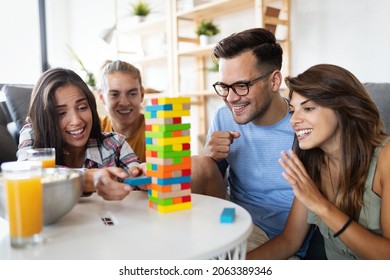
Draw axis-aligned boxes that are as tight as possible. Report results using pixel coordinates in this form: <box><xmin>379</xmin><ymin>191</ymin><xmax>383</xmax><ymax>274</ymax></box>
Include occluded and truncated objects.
<box><xmin>212</xmin><ymin>70</ymin><xmax>275</xmax><ymax>97</ymax></box>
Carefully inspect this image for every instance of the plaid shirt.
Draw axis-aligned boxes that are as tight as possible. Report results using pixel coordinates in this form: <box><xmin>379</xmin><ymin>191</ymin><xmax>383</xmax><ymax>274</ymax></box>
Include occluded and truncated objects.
<box><xmin>17</xmin><ymin>123</ymin><xmax>140</xmax><ymax>169</ymax></box>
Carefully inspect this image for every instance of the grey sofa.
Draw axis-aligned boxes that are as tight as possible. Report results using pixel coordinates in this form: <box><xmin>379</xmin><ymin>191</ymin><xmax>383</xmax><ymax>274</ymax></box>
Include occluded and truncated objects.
<box><xmin>363</xmin><ymin>83</ymin><xmax>390</xmax><ymax>133</ymax></box>
<box><xmin>0</xmin><ymin>84</ymin><xmax>33</xmax><ymax>167</ymax></box>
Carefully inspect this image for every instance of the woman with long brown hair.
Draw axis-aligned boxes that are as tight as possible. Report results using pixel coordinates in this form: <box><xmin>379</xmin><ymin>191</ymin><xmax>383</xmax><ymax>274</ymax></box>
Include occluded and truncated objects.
<box><xmin>247</xmin><ymin>64</ymin><xmax>390</xmax><ymax>259</ymax></box>
<box><xmin>17</xmin><ymin>67</ymin><xmax>143</xmax><ymax>200</ymax></box>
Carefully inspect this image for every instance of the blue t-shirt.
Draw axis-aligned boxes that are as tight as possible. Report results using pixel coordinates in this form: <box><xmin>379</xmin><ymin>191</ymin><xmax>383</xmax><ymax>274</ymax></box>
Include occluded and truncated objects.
<box><xmin>208</xmin><ymin>105</ymin><xmax>294</xmax><ymax>239</ymax></box>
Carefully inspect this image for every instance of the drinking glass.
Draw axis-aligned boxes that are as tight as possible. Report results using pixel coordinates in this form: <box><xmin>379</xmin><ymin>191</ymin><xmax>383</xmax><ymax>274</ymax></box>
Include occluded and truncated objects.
<box><xmin>27</xmin><ymin>148</ymin><xmax>56</xmax><ymax>168</ymax></box>
<box><xmin>1</xmin><ymin>161</ymin><xmax>43</xmax><ymax>248</ymax></box>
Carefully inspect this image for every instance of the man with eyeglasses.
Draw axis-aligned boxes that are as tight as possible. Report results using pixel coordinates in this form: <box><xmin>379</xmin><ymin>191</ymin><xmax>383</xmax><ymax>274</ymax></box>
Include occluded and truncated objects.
<box><xmin>191</xmin><ymin>28</ymin><xmax>310</xmax><ymax>259</ymax></box>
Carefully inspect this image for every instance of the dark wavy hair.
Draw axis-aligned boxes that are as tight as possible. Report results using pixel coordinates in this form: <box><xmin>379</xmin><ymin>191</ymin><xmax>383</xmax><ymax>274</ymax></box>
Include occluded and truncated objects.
<box><xmin>28</xmin><ymin>67</ymin><xmax>102</xmax><ymax>165</ymax></box>
<box><xmin>213</xmin><ymin>28</ymin><xmax>283</xmax><ymax>72</ymax></box>
<box><xmin>285</xmin><ymin>64</ymin><xmax>387</xmax><ymax>219</ymax></box>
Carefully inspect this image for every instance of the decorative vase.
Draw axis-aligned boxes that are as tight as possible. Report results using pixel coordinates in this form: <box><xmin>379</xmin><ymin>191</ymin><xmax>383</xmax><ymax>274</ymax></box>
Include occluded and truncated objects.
<box><xmin>199</xmin><ymin>35</ymin><xmax>209</xmax><ymax>46</ymax></box>
<box><xmin>135</xmin><ymin>15</ymin><xmax>146</xmax><ymax>23</ymax></box>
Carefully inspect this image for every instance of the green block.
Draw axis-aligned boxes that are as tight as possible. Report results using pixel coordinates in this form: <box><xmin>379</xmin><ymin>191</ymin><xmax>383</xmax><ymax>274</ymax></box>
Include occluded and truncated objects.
<box><xmin>149</xmin><ymin>195</ymin><xmax>173</xmax><ymax>206</ymax></box>
<box><xmin>173</xmin><ymin>157</ymin><xmax>186</xmax><ymax>164</ymax></box>
<box><xmin>156</xmin><ymin>150</ymin><xmax>191</xmax><ymax>158</ymax></box>
<box><xmin>146</xmin><ymin>144</ymin><xmax>175</xmax><ymax>152</ymax></box>
<box><xmin>154</xmin><ymin>123</ymin><xmax>191</xmax><ymax>132</ymax></box>
<box><xmin>145</xmin><ymin>131</ymin><xmax>173</xmax><ymax>138</ymax></box>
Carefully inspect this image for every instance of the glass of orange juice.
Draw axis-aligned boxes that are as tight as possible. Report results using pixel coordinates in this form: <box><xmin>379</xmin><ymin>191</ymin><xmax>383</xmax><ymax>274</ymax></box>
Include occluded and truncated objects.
<box><xmin>27</xmin><ymin>148</ymin><xmax>56</xmax><ymax>168</ymax></box>
<box><xmin>1</xmin><ymin>161</ymin><xmax>43</xmax><ymax>248</ymax></box>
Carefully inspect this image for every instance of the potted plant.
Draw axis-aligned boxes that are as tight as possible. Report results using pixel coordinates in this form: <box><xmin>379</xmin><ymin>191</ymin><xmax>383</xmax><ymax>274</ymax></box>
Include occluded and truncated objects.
<box><xmin>195</xmin><ymin>19</ymin><xmax>220</xmax><ymax>46</ymax></box>
<box><xmin>130</xmin><ymin>0</ymin><xmax>151</xmax><ymax>23</ymax></box>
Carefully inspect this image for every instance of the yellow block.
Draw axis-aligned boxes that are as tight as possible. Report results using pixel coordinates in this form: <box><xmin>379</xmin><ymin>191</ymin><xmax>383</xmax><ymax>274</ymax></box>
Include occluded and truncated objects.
<box><xmin>157</xmin><ymin>110</ymin><xmax>190</xmax><ymax>118</ymax></box>
<box><xmin>153</xmin><ymin>136</ymin><xmax>191</xmax><ymax>145</ymax></box>
<box><xmin>154</xmin><ymin>97</ymin><xmax>191</xmax><ymax>105</ymax></box>
<box><xmin>149</xmin><ymin>201</ymin><xmax>192</xmax><ymax>213</ymax></box>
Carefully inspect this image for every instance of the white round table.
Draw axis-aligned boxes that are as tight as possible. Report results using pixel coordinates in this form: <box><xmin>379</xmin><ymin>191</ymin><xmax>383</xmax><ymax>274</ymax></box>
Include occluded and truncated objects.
<box><xmin>0</xmin><ymin>191</ymin><xmax>253</xmax><ymax>259</ymax></box>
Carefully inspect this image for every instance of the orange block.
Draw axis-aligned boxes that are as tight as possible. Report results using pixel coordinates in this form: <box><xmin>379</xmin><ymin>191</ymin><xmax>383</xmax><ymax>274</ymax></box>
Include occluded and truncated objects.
<box><xmin>148</xmin><ymin>182</ymin><xmax>191</xmax><ymax>192</ymax></box>
<box><xmin>146</xmin><ymin>168</ymin><xmax>191</xmax><ymax>178</ymax></box>
<box><xmin>172</xmin><ymin>196</ymin><xmax>191</xmax><ymax>204</ymax></box>
<box><xmin>151</xmin><ymin>162</ymin><xmax>192</xmax><ymax>172</ymax></box>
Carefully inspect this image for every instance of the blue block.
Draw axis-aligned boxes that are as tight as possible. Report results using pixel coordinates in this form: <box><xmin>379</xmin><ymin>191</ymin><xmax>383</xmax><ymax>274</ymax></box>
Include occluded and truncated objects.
<box><xmin>220</xmin><ymin>207</ymin><xmax>235</xmax><ymax>223</ymax></box>
<box><xmin>145</xmin><ymin>104</ymin><xmax>173</xmax><ymax>112</ymax></box>
<box><xmin>156</xmin><ymin>176</ymin><xmax>191</xmax><ymax>185</ymax></box>
<box><xmin>124</xmin><ymin>176</ymin><xmax>152</xmax><ymax>186</ymax></box>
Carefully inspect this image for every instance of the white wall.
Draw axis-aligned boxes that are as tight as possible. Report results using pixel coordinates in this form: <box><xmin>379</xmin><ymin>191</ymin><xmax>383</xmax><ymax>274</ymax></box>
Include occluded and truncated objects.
<box><xmin>0</xmin><ymin>0</ymin><xmax>41</xmax><ymax>84</ymax></box>
<box><xmin>46</xmin><ymin>0</ymin><xmax>117</xmax><ymax>83</ymax></box>
<box><xmin>2</xmin><ymin>0</ymin><xmax>390</xmax><ymax>84</ymax></box>
<box><xmin>290</xmin><ymin>0</ymin><xmax>390</xmax><ymax>82</ymax></box>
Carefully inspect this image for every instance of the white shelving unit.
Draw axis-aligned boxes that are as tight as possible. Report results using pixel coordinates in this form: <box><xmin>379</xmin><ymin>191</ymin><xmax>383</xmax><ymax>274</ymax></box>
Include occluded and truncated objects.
<box><xmin>116</xmin><ymin>0</ymin><xmax>291</xmax><ymax>153</ymax></box>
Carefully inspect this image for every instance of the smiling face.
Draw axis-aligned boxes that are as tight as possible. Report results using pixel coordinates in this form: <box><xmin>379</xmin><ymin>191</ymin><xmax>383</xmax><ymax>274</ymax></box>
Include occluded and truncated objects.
<box><xmin>289</xmin><ymin>91</ymin><xmax>341</xmax><ymax>152</ymax></box>
<box><xmin>218</xmin><ymin>51</ymin><xmax>275</xmax><ymax>125</ymax></box>
<box><xmin>100</xmin><ymin>72</ymin><xmax>144</xmax><ymax>130</ymax></box>
<box><xmin>54</xmin><ymin>84</ymin><xmax>92</xmax><ymax>152</ymax></box>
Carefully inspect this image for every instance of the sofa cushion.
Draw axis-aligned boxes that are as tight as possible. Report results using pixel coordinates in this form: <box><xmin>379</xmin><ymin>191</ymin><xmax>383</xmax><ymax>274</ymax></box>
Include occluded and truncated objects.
<box><xmin>0</xmin><ymin>102</ymin><xmax>17</xmax><ymax>166</ymax></box>
<box><xmin>364</xmin><ymin>83</ymin><xmax>390</xmax><ymax>133</ymax></box>
<box><xmin>2</xmin><ymin>84</ymin><xmax>33</xmax><ymax>132</ymax></box>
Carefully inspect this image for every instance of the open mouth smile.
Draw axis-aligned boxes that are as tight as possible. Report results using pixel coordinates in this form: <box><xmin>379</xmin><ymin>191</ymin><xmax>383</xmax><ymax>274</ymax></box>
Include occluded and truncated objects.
<box><xmin>232</xmin><ymin>104</ymin><xmax>248</xmax><ymax>114</ymax></box>
<box><xmin>67</xmin><ymin>127</ymin><xmax>85</xmax><ymax>137</ymax></box>
<box><xmin>296</xmin><ymin>128</ymin><xmax>313</xmax><ymax>139</ymax></box>
<box><xmin>117</xmin><ymin>109</ymin><xmax>132</xmax><ymax>115</ymax></box>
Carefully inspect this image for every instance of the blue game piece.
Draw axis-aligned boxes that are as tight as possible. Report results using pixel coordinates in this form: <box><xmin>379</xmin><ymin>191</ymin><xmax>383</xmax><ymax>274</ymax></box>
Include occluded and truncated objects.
<box><xmin>156</xmin><ymin>176</ymin><xmax>191</xmax><ymax>186</ymax></box>
<box><xmin>220</xmin><ymin>207</ymin><xmax>235</xmax><ymax>223</ymax></box>
<box><xmin>124</xmin><ymin>176</ymin><xmax>152</xmax><ymax>186</ymax></box>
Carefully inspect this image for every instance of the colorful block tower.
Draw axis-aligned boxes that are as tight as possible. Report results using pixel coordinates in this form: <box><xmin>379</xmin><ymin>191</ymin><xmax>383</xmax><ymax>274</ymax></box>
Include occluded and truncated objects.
<box><xmin>144</xmin><ymin>97</ymin><xmax>192</xmax><ymax>213</ymax></box>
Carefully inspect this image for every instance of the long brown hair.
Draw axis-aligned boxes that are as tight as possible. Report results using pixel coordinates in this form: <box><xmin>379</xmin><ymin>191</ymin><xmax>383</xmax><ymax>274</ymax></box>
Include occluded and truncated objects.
<box><xmin>28</xmin><ymin>68</ymin><xmax>102</xmax><ymax>165</ymax></box>
<box><xmin>285</xmin><ymin>64</ymin><xmax>387</xmax><ymax>219</ymax></box>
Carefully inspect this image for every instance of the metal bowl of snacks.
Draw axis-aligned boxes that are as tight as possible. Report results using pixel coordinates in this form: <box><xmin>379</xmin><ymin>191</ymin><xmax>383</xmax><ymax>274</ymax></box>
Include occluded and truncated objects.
<box><xmin>0</xmin><ymin>168</ymin><xmax>84</xmax><ymax>225</ymax></box>
<box><xmin>41</xmin><ymin>168</ymin><xmax>84</xmax><ymax>225</ymax></box>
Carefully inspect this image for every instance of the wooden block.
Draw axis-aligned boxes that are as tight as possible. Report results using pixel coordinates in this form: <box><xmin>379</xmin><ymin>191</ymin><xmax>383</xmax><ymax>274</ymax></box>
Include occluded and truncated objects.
<box><xmin>173</xmin><ymin>103</ymin><xmax>191</xmax><ymax>111</ymax></box>
<box><xmin>124</xmin><ymin>176</ymin><xmax>152</xmax><ymax>186</ymax></box>
<box><xmin>146</xmin><ymin>168</ymin><xmax>191</xmax><ymax>178</ymax></box>
<box><xmin>146</xmin><ymin>156</ymin><xmax>191</xmax><ymax>165</ymax></box>
<box><xmin>145</xmin><ymin>103</ymin><xmax>190</xmax><ymax>112</ymax></box>
<box><xmin>148</xmin><ymin>182</ymin><xmax>190</xmax><ymax>192</ymax></box>
<box><xmin>148</xmin><ymin>123</ymin><xmax>191</xmax><ymax>132</ymax></box>
<box><xmin>150</xmin><ymin>97</ymin><xmax>191</xmax><ymax>105</ymax></box>
<box><xmin>151</xmin><ymin>189</ymin><xmax>191</xmax><ymax>199</ymax></box>
<box><xmin>149</xmin><ymin>136</ymin><xmax>191</xmax><ymax>146</ymax></box>
<box><xmin>220</xmin><ymin>207</ymin><xmax>235</xmax><ymax>223</ymax></box>
<box><xmin>146</xmin><ymin>143</ymin><xmax>190</xmax><ymax>152</ymax></box>
<box><xmin>149</xmin><ymin>194</ymin><xmax>191</xmax><ymax>205</ymax></box>
<box><xmin>156</xmin><ymin>110</ymin><xmax>190</xmax><ymax>118</ymax></box>
<box><xmin>145</xmin><ymin>117</ymin><xmax>181</xmax><ymax>125</ymax></box>
<box><xmin>145</xmin><ymin>104</ymin><xmax>173</xmax><ymax>112</ymax></box>
<box><xmin>149</xmin><ymin>201</ymin><xmax>192</xmax><ymax>213</ymax></box>
<box><xmin>145</xmin><ymin>149</ymin><xmax>191</xmax><ymax>159</ymax></box>
<box><xmin>145</xmin><ymin>129</ymin><xmax>190</xmax><ymax>138</ymax></box>
<box><xmin>153</xmin><ymin>175</ymin><xmax>191</xmax><ymax>186</ymax></box>
<box><xmin>149</xmin><ymin>195</ymin><xmax>174</xmax><ymax>206</ymax></box>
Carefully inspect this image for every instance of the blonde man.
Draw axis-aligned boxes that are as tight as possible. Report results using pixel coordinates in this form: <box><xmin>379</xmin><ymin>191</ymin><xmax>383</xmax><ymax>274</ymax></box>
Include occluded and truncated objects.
<box><xmin>98</xmin><ymin>60</ymin><xmax>145</xmax><ymax>162</ymax></box>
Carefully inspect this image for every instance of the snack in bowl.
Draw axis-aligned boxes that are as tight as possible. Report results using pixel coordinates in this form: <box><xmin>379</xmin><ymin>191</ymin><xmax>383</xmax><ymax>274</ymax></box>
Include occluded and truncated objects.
<box><xmin>0</xmin><ymin>168</ymin><xmax>84</xmax><ymax>225</ymax></box>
